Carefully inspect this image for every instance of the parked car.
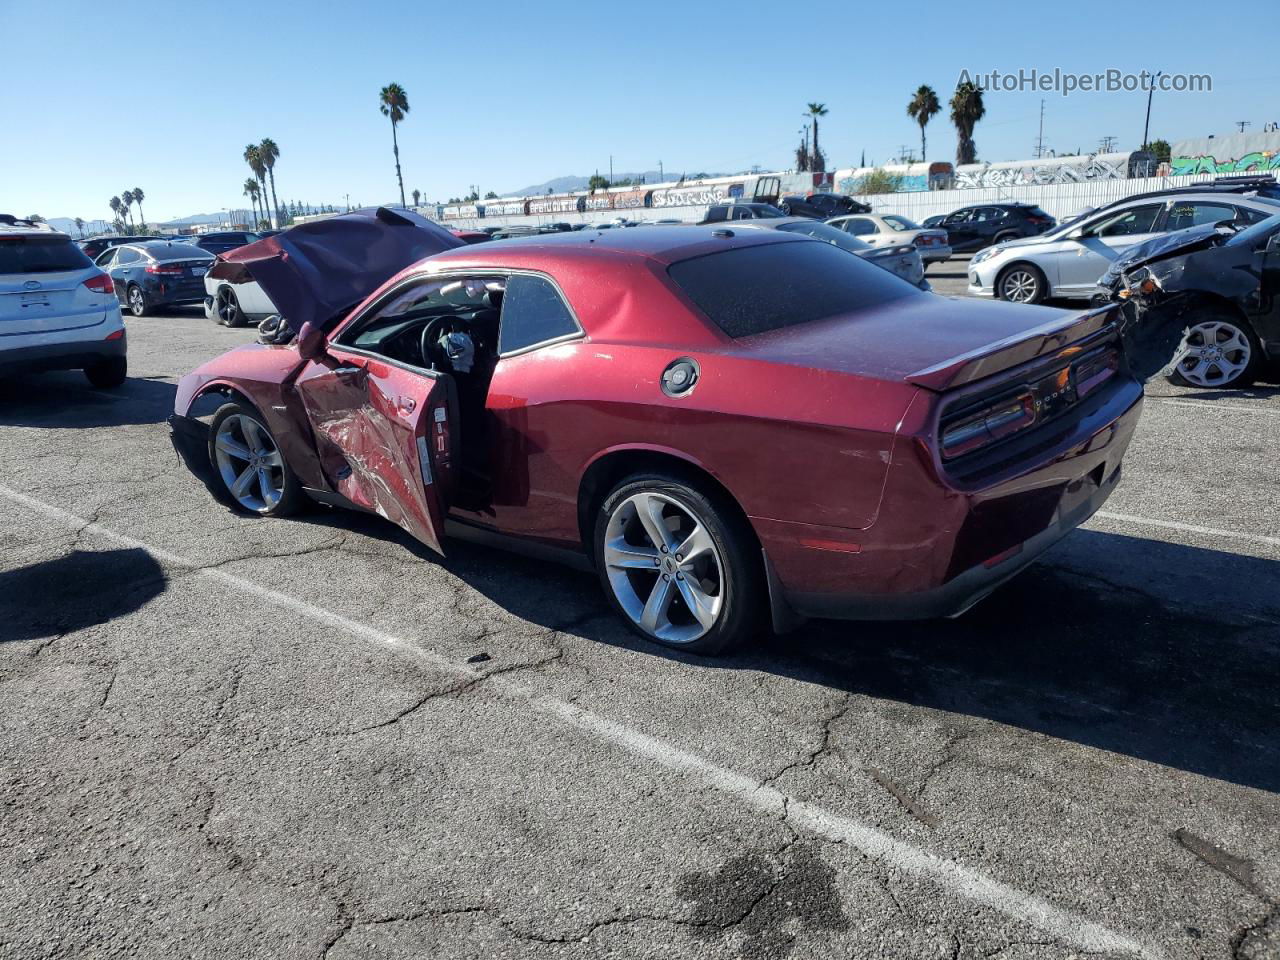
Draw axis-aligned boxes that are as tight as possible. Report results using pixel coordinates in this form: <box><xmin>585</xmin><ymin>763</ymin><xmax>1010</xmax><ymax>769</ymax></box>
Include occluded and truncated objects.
<box><xmin>825</xmin><ymin>213</ymin><xmax>953</xmax><ymax>265</ymax></box>
<box><xmin>778</xmin><ymin>192</ymin><xmax>870</xmax><ymax>219</ymax></box>
<box><xmin>186</xmin><ymin>231</ymin><xmax>262</xmax><ymax>255</ymax></box>
<box><xmin>921</xmin><ymin>215</ymin><xmax>946</xmax><ymax>229</ymax></box>
<box><xmin>699</xmin><ymin>202</ymin><xmax>785</xmax><ymax>224</ymax></box>
<box><xmin>967</xmin><ymin>190</ymin><xmax>1280</xmax><ymax>304</ymax></box>
<box><xmin>93</xmin><ymin>240</ymin><xmax>215</xmax><ymax>316</ymax></box>
<box><xmin>77</xmin><ymin>234</ymin><xmax>163</xmax><ymax>260</ymax></box>
<box><xmin>0</xmin><ymin>216</ymin><xmax>127</xmax><ymax>387</ymax></box>
<box><xmin>170</xmin><ymin>212</ymin><xmax>1143</xmax><ymax>654</ymax></box>
<box><xmin>449</xmin><ymin>228</ymin><xmax>492</xmax><ymax>244</ymax></box>
<box><xmin>736</xmin><ymin>218</ymin><xmax>928</xmax><ymax>288</ymax></box>
<box><xmin>204</xmin><ymin>263</ymin><xmax>278</xmax><ymax>328</ymax></box>
<box><xmin>1094</xmin><ymin>213</ymin><xmax>1280</xmax><ymax>388</ymax></box>
<box><xmin>934</xmin><ymin>203</ymin><xmax>1056</xmax><ymax>254</ymax></box>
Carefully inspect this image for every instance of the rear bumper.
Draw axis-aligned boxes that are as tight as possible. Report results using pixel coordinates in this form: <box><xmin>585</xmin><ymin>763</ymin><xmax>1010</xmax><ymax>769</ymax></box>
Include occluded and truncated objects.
<box><xmin>759</xmin><ymin>377</ymin><xmax>1144</xmax><ymax>623</ymax></box>
<box><xmin>921</xmin><ymin>245</ymin><xmax>953</xmax><ymax>263</ymax></box>
<box><xmin>0</xmin><ymin>334</ymin><xmax>126</xmax><ymax>376</ymax></box>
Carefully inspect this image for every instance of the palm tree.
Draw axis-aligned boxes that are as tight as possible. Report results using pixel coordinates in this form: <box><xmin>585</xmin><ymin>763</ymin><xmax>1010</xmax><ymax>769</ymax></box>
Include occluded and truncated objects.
<box><xmin>379</xmin><ymin>82</ymin><xmax>410</xmax><ymax>207</ymax></box>
<box><xmin>132</xmin><ymin>187</ymin><xmax>146</xmax><ymax>229</ymax></box>
<box><xmin>949</xmin><ymin>81</ymin><xmax>986</xmax><ymax>166</ymax></box>
<box><xmin>109</xmin><ymin>196</ymin><xmax>122</xmax><ymax>231</ymax></box>
<box><xmin>243</xmin><ymin>178</ymin><xmax>261</xmax><ymax>228</ymax></box>
<box><xmin>806</xmin><ymin>102</ymin><xmax>828</xmax><ymax>171</ymax></box>
<box><xmin>244</xmin><ymin>144</ymin><xmax>271</xmax><ymax>227</ymax></box>
<box><xmin>906</xmin><ymin>85</ymin><xmax>941</xmax><ymax>163</ymax></box>
<box><xmin>74</xmin><ymin>217</ymin><xmax>85</xmax><ymax>237</ymax></box>
<box><xmin>258</xmin><ymin>138</ymin><xmax>281</xmax><ymax>227</ymax></box>
<box><xmin>121</xmin><ymin>190</ymin><xmax>135</xmax><ymax>228</ymax></box>
<box><xmin>412</xmin><ymin>188</ymin><xmax>421</xmax><ymax>207</ymax></box>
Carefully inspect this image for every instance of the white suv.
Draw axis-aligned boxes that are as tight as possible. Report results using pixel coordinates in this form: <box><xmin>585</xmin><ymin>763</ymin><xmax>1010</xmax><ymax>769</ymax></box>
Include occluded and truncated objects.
<box><xmin>0</xmin><ymin>216</ymin><xmax>127</xmax><ymax>387</ymax></box>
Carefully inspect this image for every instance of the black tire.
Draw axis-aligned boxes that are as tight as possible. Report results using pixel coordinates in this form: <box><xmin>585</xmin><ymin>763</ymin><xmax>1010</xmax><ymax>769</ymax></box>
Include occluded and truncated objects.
<box><xmin>778</xmin><ymin>202</ymin><xmax>792</xmax><ymax>216</ymax></box>
<box><xmin>993</xmin><ymin>231</ymin><xmax>1020</xmax><ymax>245</ymax></box>
<box><xmin>206</xmin><ymin>401</ymin><xmax>305</xmax><ymax>517</ymax></box>
<box><xmin>84</xmin><ymin>356</ymin><xmax>127</xmax><ymax>389</ymax></box>
<box><xmin>593</xmin><ymin>470</ymin><xmax>764</xmax><ymax>656</ymax></box>
<box><xmin>126</xmin><ymin>284</ymin><xmax>148</xmax><ymax>318</ymax></box>
<box><xmin>214</xmin><ymin>286</ymin><xmax>246</xmax><ymax>327</ymax></box>
<box><xmin>1164</xmin><ymin>312</ymin><xmax>1262</xmax><ymax>389</ymax></box>
<box><xmin>995</xmin><ymin>262</ymin><xmax>1047</xmax><ymax>305</ymax></box>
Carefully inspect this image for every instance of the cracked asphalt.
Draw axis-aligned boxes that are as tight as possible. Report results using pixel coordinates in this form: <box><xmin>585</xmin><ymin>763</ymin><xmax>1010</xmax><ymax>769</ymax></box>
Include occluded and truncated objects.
<box><xmin>1</xmin><ymin>287</ymin><xmax>1279</xmax><ymax>960</ymax></box>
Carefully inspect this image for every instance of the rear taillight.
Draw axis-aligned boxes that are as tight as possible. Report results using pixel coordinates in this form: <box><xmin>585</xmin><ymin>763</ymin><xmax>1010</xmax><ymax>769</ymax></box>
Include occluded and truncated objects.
<box><xmin>940</xmin><ymin>392</ymin><xmax>1037</xmax><ymax>459</ymax></box>
<box><xmin>1075</xmin><ymin>348</ymin><xmax>1119</xmax><ymax>399</ymax></box>
<box><xmin>83</xmin><ymin>273</ymin><xmax>114</xmax><ymax>294</ymax></box>
<box><xmin>145</xmin><ymin>263</ymin><xmax>185</xmax><ymax>275</ymax></box>
<box><xmin>913</xmin><ymin>235</ymin><xmax>933</xmax><ymax>246</ymax></box>
<box><xmin>105</xmin><ymin>329</ymin><xmax>124</xmax><ymax>341</ymax></box>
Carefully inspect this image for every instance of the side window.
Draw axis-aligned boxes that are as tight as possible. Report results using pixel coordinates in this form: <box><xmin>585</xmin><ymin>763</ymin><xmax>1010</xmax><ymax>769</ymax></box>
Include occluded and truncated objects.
<box><xmin>1090</xmin><ymin>204</ymin><xmax>1163</xmax><ymax>237</ymax></box>
<box><xmin>1237</xmin><ymin>206</ymin><xmax>1272</xmax><ymax>226</ymax></box>
<box><xmin>95</xmin><ymin>249</ymin><xmax>118</xmax><ymax>268</ymax></box>
<box><xmin>944</xmin><ymin>209</ymin><xmax>972</xmax><ymax>225</ymax></box>
<box><xmin>498</xmin><ymin>274</ymin><xmax>579</xmax><ymax>355</ymax></box>
<box><xmin>115</xmin><ymin>248</ymin><xmax>141</xmax><ymax>265</ymax></box>
<box><xmin>845</xmin><ymin>218</ymin><xmax>875</xmax><ymax>236</ymax></box>
<box><xmin>974</xmin><ymin>207</ymin><xmax>1005</xmax><ymax>222</ymax></box>
<box><xmin>732</xmin><ymin>207</ymin><xmax>753</xmax><ymax>220</ymax></box>
<box><xmin>1165</xmin><ymin>202</ymin><xmax>1236</xmax><ymax>231</ymax></box>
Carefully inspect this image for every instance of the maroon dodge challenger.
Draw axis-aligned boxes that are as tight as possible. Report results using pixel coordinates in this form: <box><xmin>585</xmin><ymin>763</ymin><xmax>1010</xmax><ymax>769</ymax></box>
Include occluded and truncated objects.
<box><xmin>171</xmin><ymin>208</ymin><xmax>1143</xmax><ymax>654</ymax></box>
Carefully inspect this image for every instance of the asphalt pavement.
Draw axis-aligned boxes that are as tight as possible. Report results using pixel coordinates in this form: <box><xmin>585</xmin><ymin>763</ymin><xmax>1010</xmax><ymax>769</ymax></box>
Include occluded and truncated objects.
<box><xmin>2</xmin><ymin>273</ymin><xmax>1278</xmax><ymax>960</ymax></box>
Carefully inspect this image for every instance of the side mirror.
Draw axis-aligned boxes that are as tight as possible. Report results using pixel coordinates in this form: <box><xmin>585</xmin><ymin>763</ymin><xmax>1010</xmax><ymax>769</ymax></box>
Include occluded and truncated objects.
<box><xmin>296</xmin><ymin>321</ymin><xmax>327</xmax><ymax>360</ymax></box>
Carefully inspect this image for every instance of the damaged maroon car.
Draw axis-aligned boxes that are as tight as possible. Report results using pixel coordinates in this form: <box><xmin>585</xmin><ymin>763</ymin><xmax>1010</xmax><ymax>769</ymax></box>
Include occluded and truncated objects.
<box><xmin>171</xmin><ymin>208</ymin><xmax>1145</xmax><ymax>654</ymax></box>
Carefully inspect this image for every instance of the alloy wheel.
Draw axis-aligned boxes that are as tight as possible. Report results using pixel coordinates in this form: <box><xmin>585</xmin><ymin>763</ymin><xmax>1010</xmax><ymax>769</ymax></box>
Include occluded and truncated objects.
<box><xmin>1000</xmin><ymin>269</ymin><xmax>1039</xmax><ymax>303</ymax></box>
<box><xmin>602</xmin><ymin>491</ymin><xmax>724</xmax><ymax>644</ymax></box>
<box><xmin>1172</xmin><ymin>320</ymin><xmax>1252</xmax><ymax>387</ymax></box>
<box><xmin>213</xmin><ymin>413</ymin><xmax>286</xmax><ymax>512</ymax></box>
<box><xmin>128</xmin><ymin>287</ymin><xmax>145</xmax><ymax>316</ymax></box>
<box><xmin>216</xmin><ymin>288</ymin><xmax>240</xmax><ymax>326</ymax></box>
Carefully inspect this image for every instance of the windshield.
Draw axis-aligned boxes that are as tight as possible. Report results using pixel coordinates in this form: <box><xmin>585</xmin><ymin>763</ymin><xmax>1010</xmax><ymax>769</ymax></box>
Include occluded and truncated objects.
<box><xmin>668</xmin><ymin>238</ymin><xmax>917</xmax><ymax>339</ymax></box>
<box><xmin>1225</xmin><ymin>213</ymin><xmax>1280</xmax><ymax>247</ymax></box>
<box><xmin>883</xmin><ymin>215</ymin><xmax>920</xmax><ymax>231</ymax></box>
<box><xmin>0</xmin><ymin>236</ymin><xmax>93</xmax><ymax>274</ymax></box>
<box><xmin>775</xmin><ymin>220</ymin><xmax>871</xmax><ymax>251</ymax></box>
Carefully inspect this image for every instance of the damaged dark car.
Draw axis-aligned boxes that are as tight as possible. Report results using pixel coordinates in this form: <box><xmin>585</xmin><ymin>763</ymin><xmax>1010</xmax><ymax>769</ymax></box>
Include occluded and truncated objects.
<box><xmin>1096</xmin><ymin>213</ymin><xmax>1280</xmax><ymax>388</ymax></box>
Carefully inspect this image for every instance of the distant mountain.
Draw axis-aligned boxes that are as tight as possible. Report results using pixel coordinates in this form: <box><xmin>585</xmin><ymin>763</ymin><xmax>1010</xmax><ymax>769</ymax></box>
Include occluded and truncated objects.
<box><xmin>504</xmin><ymin>170</ymin><xmax>717</xmax><ymax>196</ymax></box>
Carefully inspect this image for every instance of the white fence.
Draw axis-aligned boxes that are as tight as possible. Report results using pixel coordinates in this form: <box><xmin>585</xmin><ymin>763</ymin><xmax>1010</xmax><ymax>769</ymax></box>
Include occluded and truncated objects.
<box><xmin>437</xmin><ymin>171</ymin><xmax>1258</xmax><ymax>231</ymax></box>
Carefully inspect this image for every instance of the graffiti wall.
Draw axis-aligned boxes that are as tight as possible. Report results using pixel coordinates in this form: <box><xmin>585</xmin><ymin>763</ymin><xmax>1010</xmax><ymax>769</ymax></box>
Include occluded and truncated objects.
<box><xmin>953</xmin><ymin>152</ymin><xmax>1155</xmax><ymax>189</ymax></box>
<box><xmin>1169</xmin><ymin>131</ymin><xmax>1280</xmax><ymax>176</ymax></box>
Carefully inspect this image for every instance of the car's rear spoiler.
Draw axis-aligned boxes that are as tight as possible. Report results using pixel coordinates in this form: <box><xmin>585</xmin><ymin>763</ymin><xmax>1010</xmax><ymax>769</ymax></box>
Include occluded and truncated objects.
<box><xmin>905</xmin><ymin>305</ymin><xmax>1118</xmax><ymax>391</ymax></box>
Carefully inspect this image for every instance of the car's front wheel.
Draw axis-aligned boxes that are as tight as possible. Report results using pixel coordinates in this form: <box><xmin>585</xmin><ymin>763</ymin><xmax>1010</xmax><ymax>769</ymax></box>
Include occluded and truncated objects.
<box><xmin>126</xmin><ymin>284</ymin><xmax>148</xmax><ymax>317</ymax></box>
<box><xmin>1166</xmin><ymin>314</ymin><xmax>1261</xmax><ymax>389</ymax></box>
<box><xmin>996</xmin><ymin>263</ymin><xmax>1047</xmax><ymax>304</ymax></box>
<box><xmin>594</xmin><ymin>471</ymin><xmax>762</xmax><ymax>655</ymax></box>
<box><xmin>214</xmin><ymin>286</ymin><xmax>246</xmax><ymax>327</ymax></box>
<box><xmin>207</xmin><ymin>401</ymin><xmax>304</xmax><ymax>516</ymax></box>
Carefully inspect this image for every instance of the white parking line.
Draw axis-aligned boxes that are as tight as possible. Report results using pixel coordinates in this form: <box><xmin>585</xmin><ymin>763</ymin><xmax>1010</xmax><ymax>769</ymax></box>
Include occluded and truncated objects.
<box><xmin>1095</xmin><ymin>511</ymin><xmax>1280</xmax><ymax>550</ymax></box>
<box><xmin>0</xmin><ymin>483</ymin><xmax>1160</xmax><ymax>959</ymax></box>
<box><xmin>1150</xmin><ymin>397</ymin><xmax>1280</xmax><ymax>416</ymax></box>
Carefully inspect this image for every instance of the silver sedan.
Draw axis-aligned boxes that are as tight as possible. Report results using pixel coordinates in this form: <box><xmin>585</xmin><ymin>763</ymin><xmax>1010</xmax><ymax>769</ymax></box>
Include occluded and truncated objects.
<box><xmin>735</xmin><ymin>218</ymin><xmax>928</xmax><ymax>288</ymax></box>
<box><xmin>825</xmin><ymin>213</ymin><xmax>952</xmax><ymax>265</ymax></box>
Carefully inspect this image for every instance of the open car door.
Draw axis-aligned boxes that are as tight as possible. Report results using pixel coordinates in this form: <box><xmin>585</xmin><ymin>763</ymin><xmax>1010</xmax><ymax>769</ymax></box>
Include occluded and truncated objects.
<box><xmin>294</xmin><ymin>350</ymin><xmax>457</xmax><ymax>555</ymax></box>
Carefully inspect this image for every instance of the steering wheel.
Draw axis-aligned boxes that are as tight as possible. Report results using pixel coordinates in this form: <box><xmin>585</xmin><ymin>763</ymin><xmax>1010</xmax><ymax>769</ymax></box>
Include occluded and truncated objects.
<box><xmin>419</xmin><ymin>315</ymin><xmax>465</xmax><ymax>369</ymax></box>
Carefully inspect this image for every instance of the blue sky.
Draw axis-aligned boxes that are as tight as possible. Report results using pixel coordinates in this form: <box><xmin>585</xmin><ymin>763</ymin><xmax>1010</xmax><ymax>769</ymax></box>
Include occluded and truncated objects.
<box><xmin>1</xmin><ymin>0</ymin><xmax>1272</xmax><ymax>223</ymax></box>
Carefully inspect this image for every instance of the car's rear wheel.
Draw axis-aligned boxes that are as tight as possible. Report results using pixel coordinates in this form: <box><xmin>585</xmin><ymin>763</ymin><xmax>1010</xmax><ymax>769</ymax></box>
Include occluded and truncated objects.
<box><xmin>1165</xmin><ymin>314</ymin><xmax>1261</xmax><ymax>389</ymax></box>
<box><xmin>215</xmin><ymin>286</ymin><xmax>245</xmax><ymax>327</ymax></box>
<box><xmin>84</xmin><ymin>356</ymin><xmax>126</xmax><ymax>389</ymax></box>
<box><xmin>594</xmin><ymin>471</ymin><xmax>762</xmax><ymax>655</ymax></box>
<box><xmin>126</xmin><ymin>284</ymin><xmax>148</xmax><ymax>318</ymax></box>
<box><xmin>996</xmin><ymin>263</ymin><xmax>1047</xmax><ymax>304</ymax></box>
<box><xmin>207</xmin><ymin>401</ymin><xmax>303</xmax><ymax>516</ymax></box>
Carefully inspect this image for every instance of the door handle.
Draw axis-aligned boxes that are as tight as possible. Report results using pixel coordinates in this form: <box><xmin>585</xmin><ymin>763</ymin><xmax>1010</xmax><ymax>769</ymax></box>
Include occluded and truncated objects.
<box><xmin>332</xmin><ymin>364</ymin><xmax>364</xmax><ymax>376</ymax></box>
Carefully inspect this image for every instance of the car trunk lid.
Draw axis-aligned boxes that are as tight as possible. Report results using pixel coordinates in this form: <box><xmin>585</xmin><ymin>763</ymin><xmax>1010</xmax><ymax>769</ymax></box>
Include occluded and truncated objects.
<box><xmin>0</xmin><ymin>269</ymin><xmax>107</xmax><ymax>337</ymax></box>
<box><xmin>733</xmin><ymin>295</ymin><xmax>1116</xmax><ymax>391</ymax></box>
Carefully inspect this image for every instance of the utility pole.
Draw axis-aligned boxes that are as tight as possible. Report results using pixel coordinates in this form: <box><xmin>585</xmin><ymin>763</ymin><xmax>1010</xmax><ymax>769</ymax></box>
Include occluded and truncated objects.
<box><xmin>1033</xmin><ymin>99</ymin><xmax>1046</xmax><ymax>158</ymax></box>
<box><xmin>1098</xmin><ymin>135</ymin><xmax>1117</xmax><ymax>153</ymax></box>
<box><xmin>658</xmin><ymin>160</ymin><xmax>663</xmax><ymax>181</ymax></box>
<box><xmin>1141</xmin><ymin>70</ymin><xmax>1162</xmax><ymax>148</ymax></box>
<box><xmin>608</xmin><ymin>155</ymin><xmax>613</xmax><ymax>186</ymax></box>
<box><xmin>1235</xmin><ymin>120</ymin><xmax>1251</xmax><ymax>134</ymax></box>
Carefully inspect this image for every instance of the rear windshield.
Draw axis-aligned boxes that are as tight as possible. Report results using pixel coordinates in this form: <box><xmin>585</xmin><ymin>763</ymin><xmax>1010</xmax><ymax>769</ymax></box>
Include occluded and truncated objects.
<box><xmin>0</xmin><ymin>236</ymin><xmax>93</xmax><ymax>274</ymax></box>
<box><xmin>149</xmin><ymin>243</ymin><xmax>215</xmax><ymax>261</ymax></box>
<box><xmin>668</xmin><ymin>239</ymin><xmax>918</xmax><ymax>339</ymax></box>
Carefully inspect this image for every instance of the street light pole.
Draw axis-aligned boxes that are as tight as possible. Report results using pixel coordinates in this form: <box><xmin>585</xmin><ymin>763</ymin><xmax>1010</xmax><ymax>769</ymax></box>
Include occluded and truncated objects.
<box><xmin>1142</xmin><ymin>70</ymin><xmax>1163</xmax><ymax>149</ymax></box>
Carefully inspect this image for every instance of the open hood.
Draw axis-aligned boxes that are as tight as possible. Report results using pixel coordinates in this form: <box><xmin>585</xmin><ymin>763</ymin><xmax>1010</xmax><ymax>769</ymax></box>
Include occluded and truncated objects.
<box><xmin>207</xmin><ymin>207</ymin><xmax>463</xmax><ymax>331</ymax></box>
<box><xmin>1111</xmin><ymin>223</ymin><xmax>1228</xmax><ymax>274</ymax></box>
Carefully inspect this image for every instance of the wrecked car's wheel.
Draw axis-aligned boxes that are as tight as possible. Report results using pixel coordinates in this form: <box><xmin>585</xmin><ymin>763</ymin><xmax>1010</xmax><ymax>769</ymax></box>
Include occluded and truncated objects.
<box><xmin>996</xmin><ymin>263</ymin><xmax>1046</xmax><ymax>304</ymax></box>
<box><xmin>215</xmin><ymin>287</ymin><xmax>245</xmax><ymax>327</ymax></box>
<box><xmin>208</xmin><ymin>402</ymin><xmax>303</xmax><ymax>516</ymax></box>
<box><xmin>1166</xmin><ymin>315</ymin><xmax>1260</xmax><ymax>389</ymax></box>
<box><xmin>594</xmin><ymin>472</ymin><xmax>762</xmax><ymax>655</ymax></box>
<box><xmin>127</xmin><ymin>284</ymin><xmax>148</xmax><ymax>318</ymax></box>
<box><xmin>84</xmin><ymin>356</ymin><xmax>126</xmax><ymax>389</ymax></box>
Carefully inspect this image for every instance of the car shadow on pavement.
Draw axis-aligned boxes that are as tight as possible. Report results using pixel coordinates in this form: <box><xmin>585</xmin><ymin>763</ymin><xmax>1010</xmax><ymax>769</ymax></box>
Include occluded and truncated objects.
<box><xmin>0</xmin><ymin>548</ymin><xmax>166</xmax><ymax>643</ymax></box>
<box><xmin>285</xmin><ymin>507</ymin><xmax>1280</xmax><ymax>793</ymax></box>
<box><xmin>0</xmin><ymin>372</ymin><xmax>176</xmax><ymax>429</ymax></box>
